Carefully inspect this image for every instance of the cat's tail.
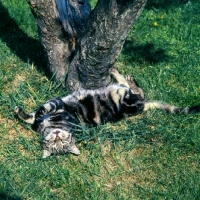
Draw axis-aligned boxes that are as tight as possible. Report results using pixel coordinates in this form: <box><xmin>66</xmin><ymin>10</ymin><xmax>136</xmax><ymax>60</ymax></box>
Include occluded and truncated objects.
<box><xmin>144</xmin><ymin>100</ymin><xmax>200</xmax><ymax>114</ymax></box>
<box><xmin>15</xmin><ymin>106</ymin><xmax>36</xmax><ymax>124</ymax></box>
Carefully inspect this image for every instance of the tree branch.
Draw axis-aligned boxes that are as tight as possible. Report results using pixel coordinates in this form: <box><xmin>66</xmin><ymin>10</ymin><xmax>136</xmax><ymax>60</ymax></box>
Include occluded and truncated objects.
<box><xmin>66</xmin><ymin>0</ymin><xmax>147</xmax><ymax>91</ymax></box>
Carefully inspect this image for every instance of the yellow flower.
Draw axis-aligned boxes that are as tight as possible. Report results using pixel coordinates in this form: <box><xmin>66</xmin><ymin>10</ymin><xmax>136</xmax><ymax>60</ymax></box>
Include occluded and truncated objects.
<box><xmin>154</xmin><ymin>22</ymin><xmax>158</xmax><ymax>27</ymax></box>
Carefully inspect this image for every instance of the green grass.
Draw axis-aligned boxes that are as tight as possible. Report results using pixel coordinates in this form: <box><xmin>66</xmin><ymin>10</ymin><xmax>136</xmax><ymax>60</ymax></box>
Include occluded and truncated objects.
<box><xmin>0</xmin><ymin>0</ymin><xmax>200</xmax><ymax>199</ymax></box>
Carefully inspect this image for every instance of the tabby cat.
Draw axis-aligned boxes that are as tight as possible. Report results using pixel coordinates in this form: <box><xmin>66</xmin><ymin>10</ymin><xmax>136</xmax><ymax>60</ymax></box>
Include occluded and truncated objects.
<box><xmin>15</xmin><ymin>69</ymin><xmax>200</xmax><ymax>158</ymax></box>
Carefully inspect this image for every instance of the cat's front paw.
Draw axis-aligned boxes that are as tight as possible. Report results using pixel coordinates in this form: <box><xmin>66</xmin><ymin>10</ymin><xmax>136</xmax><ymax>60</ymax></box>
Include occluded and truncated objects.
<box><xmin>35</xmin><ymin>106</ymin><xmax>46</xmax><ymax>119</ymax></box>
<box><xmin>68</xmin><ymin>145</ymin><xmax>80</xmax><ymax>155</ymax></box>
<box><xmin>14</xmin><ymin>106</ymin><xmax>22</xmax><ymax>114</ymax></box>
<box><xmin>42</xmin><ymin>150</ymin><xmax>52</xmax><ymax>159</ymax></box>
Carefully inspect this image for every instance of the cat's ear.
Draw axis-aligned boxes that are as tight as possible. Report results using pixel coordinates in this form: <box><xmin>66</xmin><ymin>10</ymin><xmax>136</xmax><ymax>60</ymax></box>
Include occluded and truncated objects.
<box><xmin>68</xmin><ymin>145</ymin><xmax>80</xmax><ymax>155</ymax></box>
<box><xmin>43</xmin><ymin>150</ymin><xmax>51</xmax><ymax>158</ymax></box>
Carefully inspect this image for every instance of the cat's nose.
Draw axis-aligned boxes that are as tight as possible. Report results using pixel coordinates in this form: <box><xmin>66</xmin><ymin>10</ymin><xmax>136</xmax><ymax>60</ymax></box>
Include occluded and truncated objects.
<box><xmin>53</xmin><ymin>131</ymin><xmax>61</xmax><ymax>140</ymax></box>
<box><xmin>54</xmin><ymin>130</ymin><xmax>60</xmax><ymax>134</ymax></box>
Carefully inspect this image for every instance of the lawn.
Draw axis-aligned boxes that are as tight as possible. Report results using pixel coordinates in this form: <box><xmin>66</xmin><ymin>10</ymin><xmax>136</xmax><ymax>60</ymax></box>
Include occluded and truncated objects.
<box><xmin>0</xmin><ymin>0</ymin><xmax>200</xmax><ymax>199</ymax></box>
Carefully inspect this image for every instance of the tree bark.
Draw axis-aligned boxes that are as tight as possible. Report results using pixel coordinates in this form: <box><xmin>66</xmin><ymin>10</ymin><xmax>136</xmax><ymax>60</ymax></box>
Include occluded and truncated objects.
<box><xmin>26</xmin><ymin>0</ymin><xmax>147</xmax><ymax>90</ymax></box>
<box><xmin>66</xmin><ymin>0</ymin><xmax>147</xmax><ymax>91</ymax></box>
<box><xmin>26</xmin><ymin>0</ymin><xmax>72</xmax><ymax>81</ymax></box>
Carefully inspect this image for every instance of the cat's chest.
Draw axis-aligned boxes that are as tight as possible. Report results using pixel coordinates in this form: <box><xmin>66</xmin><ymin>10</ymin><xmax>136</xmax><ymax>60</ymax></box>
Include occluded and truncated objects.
<box><xmin>42</xmin><ymin>114</ymin><xmax>51</xmax><ymax>126</ymax></box>
<box><xmin>37</xmin><ymin>114</ymin><xmax>52</xmax><ymax>131</ymax></box>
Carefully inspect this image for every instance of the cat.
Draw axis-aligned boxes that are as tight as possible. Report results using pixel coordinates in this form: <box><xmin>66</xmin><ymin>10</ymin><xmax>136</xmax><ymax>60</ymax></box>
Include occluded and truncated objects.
<box><xmin>15</xmin><ymin>69</ymin><xmax>200</xmax><ymax>158</ymax></box>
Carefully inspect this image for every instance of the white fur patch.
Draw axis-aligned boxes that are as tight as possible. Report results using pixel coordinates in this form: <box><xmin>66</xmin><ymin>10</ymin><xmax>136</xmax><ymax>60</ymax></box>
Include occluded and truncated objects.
<box><xmin>43</xmin><ymin>150</ymin><xmax>51</xmax><ymax>158</ymax></box>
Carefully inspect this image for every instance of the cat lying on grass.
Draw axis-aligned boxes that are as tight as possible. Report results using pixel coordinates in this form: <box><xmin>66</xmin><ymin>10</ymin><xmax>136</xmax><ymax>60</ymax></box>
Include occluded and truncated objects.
<box><xmin>15</xmin><ymin>69</ymin><xmax>200</xmax><ymax>158</ymax></box>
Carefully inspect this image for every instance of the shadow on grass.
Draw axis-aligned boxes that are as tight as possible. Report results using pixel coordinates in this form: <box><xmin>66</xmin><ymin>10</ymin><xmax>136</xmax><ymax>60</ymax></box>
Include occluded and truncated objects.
<box><xmin>0</xmin><ymin>191</ymin><xmax>23</xmax><ymax>200</ymax></box>
<box><xmin>145</xmin><ymin>0</ymin><xmax>189</xmax><ymax>10</ymax></box>
<box><xmin>0</xmin><ymin>2</ymin><xmax>46</xmax><ymax>70</ymax></box>
<box><xmin>121</xmin><ymin>41</ymin><xmax>169</xmax><ymax>65</ymax></box>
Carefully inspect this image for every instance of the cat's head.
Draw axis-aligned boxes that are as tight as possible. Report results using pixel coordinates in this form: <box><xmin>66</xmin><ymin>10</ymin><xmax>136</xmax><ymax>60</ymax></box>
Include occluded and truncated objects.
<box><xmin>42</xmin><ymin>128</ymin><xmax>80</xmax><ymax>158</ymax></box>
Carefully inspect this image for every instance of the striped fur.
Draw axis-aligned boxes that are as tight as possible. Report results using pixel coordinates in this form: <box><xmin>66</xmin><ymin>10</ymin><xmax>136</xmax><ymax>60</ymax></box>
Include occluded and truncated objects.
<box><xmin>15</xmin><ymin>69</ymin><xmax>200</xmax><ymax>158</ymax></box>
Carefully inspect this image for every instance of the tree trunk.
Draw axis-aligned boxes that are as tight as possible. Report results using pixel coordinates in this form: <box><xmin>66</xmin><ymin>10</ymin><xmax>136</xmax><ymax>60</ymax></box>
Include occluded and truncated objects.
<box><xmin>66</xmin><ymin>0</ymin><xmax>147</xmax><ymax>91</ymax></box>
<box><xmin>26</xmin><ymin>0</ymin><xmax>147</xmax><ymax>90</ymax></box>
<box><xmin>26</xmin><ymin>0</ymin><xmax>72</xmax><ymax>81</ymax></box>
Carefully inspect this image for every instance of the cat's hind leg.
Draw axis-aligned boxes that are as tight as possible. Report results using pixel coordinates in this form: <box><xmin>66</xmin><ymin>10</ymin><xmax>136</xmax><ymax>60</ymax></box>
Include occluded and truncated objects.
<box><xmin>110</xmin><ymin>68</ymin><xmax>145</xmax><ymax>99</ymax></box>
<box><xmin>125</xmin><ymin>75</ymin><xmax>145</xmax><ymax>99</ymax></box>
<box><xmin>110</xmin><ymin>68</ymin><xmax>130</xmax><ymax>87</ymax></box>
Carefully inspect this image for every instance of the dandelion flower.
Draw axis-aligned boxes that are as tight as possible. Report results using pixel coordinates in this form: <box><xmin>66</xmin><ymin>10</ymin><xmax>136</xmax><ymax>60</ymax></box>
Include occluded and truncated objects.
<box><xmin>154</xmin><ymin>22</ymin><xmax>158</xmax><ymax>27</ymax></box>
